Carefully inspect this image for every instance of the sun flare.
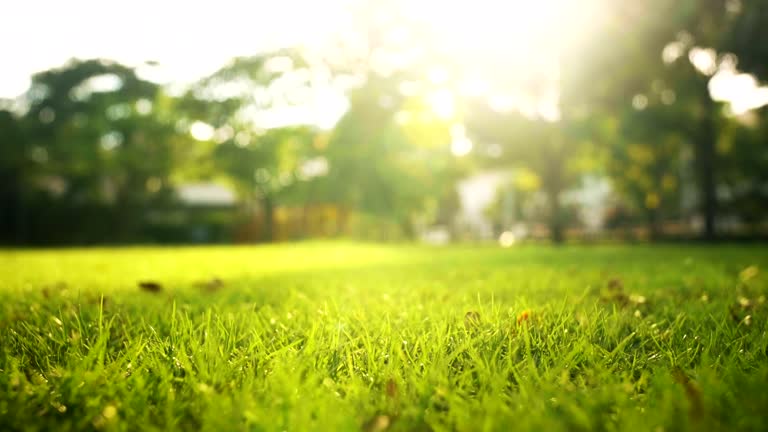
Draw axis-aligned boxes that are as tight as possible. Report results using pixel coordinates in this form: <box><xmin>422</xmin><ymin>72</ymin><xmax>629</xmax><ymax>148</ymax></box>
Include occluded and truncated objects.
<box><xmin>384</xmin><ymin>0</ymin><xmax>605</xmax><ymax>121</ymax></box>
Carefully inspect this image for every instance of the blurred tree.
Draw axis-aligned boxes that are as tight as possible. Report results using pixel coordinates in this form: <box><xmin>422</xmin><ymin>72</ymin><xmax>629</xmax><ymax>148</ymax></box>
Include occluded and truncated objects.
<box><xmin>313</xmin><ymin>0</ymin><xmax>467</xmax><ymax>239</ymax></box>
<box><xmin>464</xmin><ymin>102</ymin><xmax>585</xmax><ymax>243</ymax></box>
<box><xmin>715</xmin><ymin>107</ymin><xmax>768</xmax><ymax>233</ymax></box>
<box><xmin>483</xmin><ymin>168</ymin><xmax>544</xmax><ymax>236</ymax></box>
<box><xmin>560</xmin><ymin>0</ymin><xmax>749</xmax><ymax>240</ymax></box>
<box><xmin>614</xmin><ymin>0</ymin><xmax>768</xmax><ymax>239</ymax></box>
<box><xmin>213</xmin><ymin>126</ymin><xmax>317</xmax><ymax>241</ymax></box>
<box><xmin>179</xmin><ymin>52</ymin><xmax>322</xmax><ymax>241</ymax></box>
<box><xmin>607</xmin><ymin>105</ymin><xmax>687</xmax><ymax>239</ymax></box>
<box><xmin>324</xmin><ymin>74</ymin><xmax>462</xmax><ymax>238</ymax></box>
<box><xmin>5</xmin><ymin>0</ymin><xmax>765</xmax><ymax>246</ymax></box>
<box><xmin>461</xmin><ymin>1</ymin><xmax>680</xmax><ymax>243</ymax></box>
<box><xmin>19</xmin><ymin>59</ymin><xmax>184</xmax><ymax>242</ymax></box>
<box><xmin>723</xmin><ymin>0</ymin><xmax>768</xmax><ymax>82</ymax></box>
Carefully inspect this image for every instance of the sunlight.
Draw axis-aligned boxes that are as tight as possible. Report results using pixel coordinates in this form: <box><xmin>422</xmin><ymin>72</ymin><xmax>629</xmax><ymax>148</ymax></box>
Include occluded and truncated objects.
<box><xmin>189</xmin><ymin>121</ymin><xmax>215</xmax><ymax>141</ymax></box>
<box><xmin>412</xmin><ymin>0</ymin><xmax>565</xmax><ymax>54</ymax></box>
<box><xmin>459</xmin><ymin>75</ymin><xmax>491</xmax><ymax>97</ymax></box>
<box><xmin>1</xmin><ymin>0</ymin><xmax>348</xmax><ymax>98</ymax></box>
<box><xmin>410</xmin><ymin>0</ymin><xmax>596</xmax><ymax>65</ymax></box>
<box><xmin>427</xmin><ymin>66</ymin><xmax>450</xmax><ymax>85</ymax></box>
<box><xmin>499</xmin><ymin>231</ymin><xmax>517</xmax><ymax>247</ymax></box>
<box><xmin>450</xmin><ymin>123</ymin><xmax>473</xmax><ymax>156</ymax></box>
<box><xmin>428</xmin><ymin>89</ymin><xmax>456</xmax><ymax>120</ymax></box>
<box><xmin>709</xmin><ymin>64</ymin><xmax>768</xmax><ymax>115</ymax></box>
<box><xmin>402</xmin><ymin>0</ymin><xmax>602</xmax><ymax>119</ymax></box>
<box><xmin>451</xmin><ymin>137</ymin><xmax>473</xmax><ymax>157</ymax></box>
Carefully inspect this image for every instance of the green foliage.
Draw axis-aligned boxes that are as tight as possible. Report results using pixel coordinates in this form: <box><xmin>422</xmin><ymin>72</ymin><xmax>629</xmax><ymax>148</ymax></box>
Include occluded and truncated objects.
<box><xmin>593</xmin><ymin>0</ymin><xmax>768</xmax><ymax>238</ymax></box>
<box><xmin>325</xmin><ymin>74</ymin><xmax>464</xmax><ymax>232</ymax></box>
<box><xmin>3</xmin><ymin>0</ymin><xmax>768</xmax><ymax>244</ymax></box>
<box><xmin>723</xmin><ymin>0</ymin><xmax>768</xmax><ymax>81</ymax></box>
<box><xmin>14</xmin><ymin>59</ymin><xmax>191</xmax><ymax>242</ymax></box>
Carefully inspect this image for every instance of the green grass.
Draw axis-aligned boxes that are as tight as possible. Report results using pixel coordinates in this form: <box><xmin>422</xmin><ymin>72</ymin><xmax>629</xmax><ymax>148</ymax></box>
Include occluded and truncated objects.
<box><xmin>1</xmin><ymin>242</ymin><xmax>767</xmax><ymax>431</ymax></box>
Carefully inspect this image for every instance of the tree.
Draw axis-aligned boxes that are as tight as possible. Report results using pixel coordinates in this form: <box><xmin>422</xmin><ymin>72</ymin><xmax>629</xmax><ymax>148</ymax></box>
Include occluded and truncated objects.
<box><xmin>464</xmin><ymin>100</ymin><xmax>584</xmax><ymax>243</ymax></box>
<box><xmin>19</xmin><ymin>59</ymin><xmax>183</xmax><ymax>242</ymax></box>
<box><xmin>323</xmin><ymin>73</ymin><xmax>463</xmax><ymax>238</ymax></box>
<box><xmin>714</xmin><ymin>107</ymin><xmax>768</xmax><ymax>233</ymax></box>
<box><xmin>179</xmin><ymin>52</ymin><xmax>326</xmax><ymax>241</ymax></box>
<box><xmin>607</xmin><ymin>105</ymin><xmax>687</xmax><ymax>239</ymax></box>
<box><xmin>557</xmin><ymin>0</ymin><xmax>746</xmax><ymax>240</ymax></box>
<box><xmin>618</xmin><ymin>0</ymin><xmax>767</xmax><ymax>239</ymax></box>
<box><xmin>213</xmin><ymin>125</ymin><xmax>317</xmax><ymax>241</ymax></box>
<box><xmin>723</xmin><ymin>0</ymin><xmax>768</xmax><ymax>82</ymax></box>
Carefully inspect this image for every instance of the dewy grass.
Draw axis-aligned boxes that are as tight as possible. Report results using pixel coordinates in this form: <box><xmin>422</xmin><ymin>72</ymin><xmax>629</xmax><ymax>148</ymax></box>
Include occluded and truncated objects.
<box><xmin>1</xmin><ymin>242</ymin><xmax>767</xmax><ymax>431</ymax></box>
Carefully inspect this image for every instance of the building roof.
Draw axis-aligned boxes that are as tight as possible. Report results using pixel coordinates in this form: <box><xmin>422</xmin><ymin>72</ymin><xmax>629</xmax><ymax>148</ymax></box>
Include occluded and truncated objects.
<box><xmin>177</xmin><ymin>183</ymin><xmax>237</xmax><ymax>206</ymax></box>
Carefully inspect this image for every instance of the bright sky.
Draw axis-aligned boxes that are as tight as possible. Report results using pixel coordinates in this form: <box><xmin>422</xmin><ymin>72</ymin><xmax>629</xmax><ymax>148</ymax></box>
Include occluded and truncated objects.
<box><xmin>3</xmin><ymin>0</ymin><xmax>766</xmax><ymax>122</ymax></box>
<box><xmin>1</xmin><ymin>0</ymin><xmax>347</xmax><ymax>98</ymax></box>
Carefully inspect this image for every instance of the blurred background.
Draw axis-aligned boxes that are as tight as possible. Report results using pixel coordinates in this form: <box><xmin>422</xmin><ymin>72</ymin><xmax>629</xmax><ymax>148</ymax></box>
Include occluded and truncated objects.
<box><xmin>1</xmin><ymin>0</ymin><xmax>766</xmax><ymax>245</ymax></box>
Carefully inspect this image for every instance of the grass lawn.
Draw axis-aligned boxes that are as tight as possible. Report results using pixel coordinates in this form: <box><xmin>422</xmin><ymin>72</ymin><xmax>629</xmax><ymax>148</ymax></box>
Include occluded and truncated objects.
<box><xmin>1</xmin><ymin>242</ymin><xmax>767</xmax><ymax>431</ymax></box>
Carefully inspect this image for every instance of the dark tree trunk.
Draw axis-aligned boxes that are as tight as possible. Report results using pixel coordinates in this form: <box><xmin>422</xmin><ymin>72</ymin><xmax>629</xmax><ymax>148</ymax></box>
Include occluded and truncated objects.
<box><xmin>300</xmin><ymin>203</ymin><xmax>311</xmax><ymax>239</ymax></box>
<box><xmin>647</xmin><ymin>208</ymin><xmax>661</xmax><ymax>241</ymax></box>
<box><xmin>335</xmin><ymin>206</ymin><xmax>349</xmax><ymax>237</ymax></box>
<box><xmin>696</xmin><ymin>95</ymin><xmax>718</xmax><ymax>241</ymax></box>
<box><xmin>261</xmin><ymin>194</ymin><xmax>274</xmax><ymax>242</ymax></box>
<box><xmin>0</xmin><ymin>172</ymin><xmax>22</xmax><ymax>244</ymax></box>
<box><xmin>399</xmin><ymin>216</ymin><xmax>415</xmax><ymax>240</ymax></box>
<box><xmin>544</xmin><ymin>150</ymin><xmax>565</xmax><ymax>244</ymax></box>
<box><xmin>15</xmin><ymin>190</ymin><xmax>26</xmax><ymax>245</ymax></box>
<box><xmin>547</xmin><ymin>186</ymin><xmax>564</xmax><ymax>244</ymax></box>
<box><xmin>300</xmin><ymin>181</ymin><xmax>317</xmax><ymax>239</ymax></box>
